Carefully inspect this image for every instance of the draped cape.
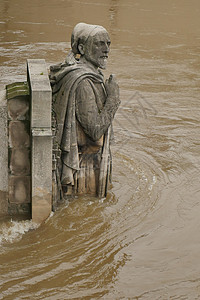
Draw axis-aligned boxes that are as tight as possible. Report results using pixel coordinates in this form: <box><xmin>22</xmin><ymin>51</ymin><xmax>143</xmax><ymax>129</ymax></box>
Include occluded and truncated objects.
<box><xmin>50</xmin><ymin>63</ymin><xmax>104</xmax><ymax>172</ymax></box>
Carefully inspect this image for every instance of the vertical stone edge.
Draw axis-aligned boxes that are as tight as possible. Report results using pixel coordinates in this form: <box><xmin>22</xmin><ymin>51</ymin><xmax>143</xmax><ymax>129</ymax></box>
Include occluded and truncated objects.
<box><xmin>0</xmin><ymin>88</ymin><xmax>8</xmax><ymax>216</ymax></box>
<box><xmin>27</xmin><ymin>59</ymin><xmax>52</xmax><ymax>224</ymax></box>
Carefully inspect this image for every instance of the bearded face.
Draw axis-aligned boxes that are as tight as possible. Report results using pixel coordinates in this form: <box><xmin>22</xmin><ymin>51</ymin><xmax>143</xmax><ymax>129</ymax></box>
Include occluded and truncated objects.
<box><xmin>82</xmin><ymin>30</ymin><xmax>111</xmax><ymax>69</ymax></box>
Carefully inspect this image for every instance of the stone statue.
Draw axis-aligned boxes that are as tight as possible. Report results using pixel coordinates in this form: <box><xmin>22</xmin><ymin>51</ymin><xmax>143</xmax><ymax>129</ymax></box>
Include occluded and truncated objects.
<box><xmin>50</xmin><ymin>23</ymin><xmax>120</xmax><ymax>201</ymax></box>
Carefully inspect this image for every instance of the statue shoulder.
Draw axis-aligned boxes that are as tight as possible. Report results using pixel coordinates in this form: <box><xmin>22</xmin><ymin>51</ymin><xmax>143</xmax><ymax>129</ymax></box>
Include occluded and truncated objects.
<box><xmin>75</xmin><ymin>78</ymin><xmax>95</xmax><ymax>96</ymax></box>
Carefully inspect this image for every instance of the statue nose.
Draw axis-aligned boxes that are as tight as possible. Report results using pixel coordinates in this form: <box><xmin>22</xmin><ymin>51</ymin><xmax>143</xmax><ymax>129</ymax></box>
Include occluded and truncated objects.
<box><xmin>100</xmin><ymin>42</ymin><xmax>109</xmax><ymax>53</ymax></box>
<box><xmin>103</xmin><ymin>45</ymin><xmax>109</xmax><ymax>53</ymax></box>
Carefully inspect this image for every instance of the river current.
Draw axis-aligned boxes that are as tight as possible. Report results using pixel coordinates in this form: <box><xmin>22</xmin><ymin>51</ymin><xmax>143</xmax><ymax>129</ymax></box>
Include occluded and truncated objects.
<box><xmin>0</xmin><ymin>1</ymin><xmax>200</xmax><ymax>299</ymax></box>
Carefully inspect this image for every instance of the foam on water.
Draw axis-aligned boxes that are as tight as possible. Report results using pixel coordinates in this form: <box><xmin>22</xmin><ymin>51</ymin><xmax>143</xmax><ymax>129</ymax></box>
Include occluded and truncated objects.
<box><xmin>0</xmin><ymin>219</ymin><xmax>39</xmax><ymax>245</ymax></box>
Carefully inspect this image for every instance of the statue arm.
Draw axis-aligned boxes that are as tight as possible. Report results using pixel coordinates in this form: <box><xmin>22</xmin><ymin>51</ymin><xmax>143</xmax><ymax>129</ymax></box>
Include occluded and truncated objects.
<box><xmin>75</xmin><ymin>79</ymin><xmax>120</xmax><ymax>141</ymax></box>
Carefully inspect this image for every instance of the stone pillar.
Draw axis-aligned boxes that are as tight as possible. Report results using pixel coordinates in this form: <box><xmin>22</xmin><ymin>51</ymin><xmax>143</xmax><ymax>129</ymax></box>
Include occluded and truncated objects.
<box><xmin>27</xmin><ymin>59</ymin><xmax>52</xmax><ymax>224</ymax></box>
<box><xmin>0</xmin><ymin>88</ymin><xmax>8</xmax><ymax>216</ymax></box>
<box><xmin>7</xmin><ymin>82</ymin><xmax>31</xmax><ymax>216</ymax></box>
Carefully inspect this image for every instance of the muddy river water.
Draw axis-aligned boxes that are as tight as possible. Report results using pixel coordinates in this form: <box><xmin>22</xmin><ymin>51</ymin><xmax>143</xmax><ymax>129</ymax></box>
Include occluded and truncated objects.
<box><xmin>0</xmin><ymin>0</ymin><xmax>200</xmax><ymax>299</ymax></box>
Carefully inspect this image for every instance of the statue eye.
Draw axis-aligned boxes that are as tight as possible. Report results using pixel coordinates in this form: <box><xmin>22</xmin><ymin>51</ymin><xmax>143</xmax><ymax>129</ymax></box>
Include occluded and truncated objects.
<box><xmin>99</xmin><ymin>41</ymin><xmax>105</xmax><ymax>46</ymax></box>
<box><xmin>98</xmin><ymin>41</ymin><xmax>111</xmax><ymax>47</ymax></box>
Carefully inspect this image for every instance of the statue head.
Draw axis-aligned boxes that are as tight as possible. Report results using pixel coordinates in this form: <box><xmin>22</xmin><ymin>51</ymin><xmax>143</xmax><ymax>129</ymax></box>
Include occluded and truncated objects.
<box><xmin>71</xmin><ymin>23</ymin><xmax>111</xmax><ymax>69</ymax></box>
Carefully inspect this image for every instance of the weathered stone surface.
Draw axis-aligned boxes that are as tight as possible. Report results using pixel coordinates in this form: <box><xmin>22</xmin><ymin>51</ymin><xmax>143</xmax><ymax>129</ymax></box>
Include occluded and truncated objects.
<box><xmin>9</xmin><ymin>176</ymin><xmax>30</xmax><ymax>203</ymax></box>
<box><xmin>8</xmin><ymin>203</ymin><xmax>31</xmax><ymax>216</ymax></box>
<box><xmin>32</xmin><ymin>135</ymin><xmax>52</xmax><ymax>223</ymax></box>
<box><xmin>27</xmin><ymin>59</ymin><xmax>52</xmax><ymax>129</ymax></box>
<box><xmin>10</xmin><ymin>148</ymin><xmax>30</xmax><ymax>175</ymax></box>
<box><xmin>0</xmin><ymin>88</ymin><xmax>8</xmax><ymax>216</ymax></box>
<box><xmin>7</xmin><ymin>90</ymin><xmax>31</xmax><ymax>214</ymax></box>
<box><xmin>6</xmin><ymin>82</ymin><xmax>29</xmax><ymax>100</ymax></box>
<box><xmin>9</xmin><ymin>121</ymin><xmax>30</xmax><ymax>148</ymax></box>
<box><xmin>0</xmin><ymin>191</ymin><xmax>8</xmax><ymax>217</ymax></box>
<box><xmin>28</xmin><ymin>59</ymin><xmax>52</xmax><ymax>223</ymax></box>
<box><xmin>32</xmin><ymin>193</ymin><xmax>52</xmax><ymax>223</ymax></box>
<box><xmin>8</xmin><ymin>96</ymin><xmax>29</xmax><ymax>120</ymax></box>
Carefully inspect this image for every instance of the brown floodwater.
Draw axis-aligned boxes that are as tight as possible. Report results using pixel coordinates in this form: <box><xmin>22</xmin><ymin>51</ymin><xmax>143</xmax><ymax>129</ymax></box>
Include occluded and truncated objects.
<box><xmin>0</xmin><ymin>0</ymin><xmax>200</xmax><ymax>299</ymax></box>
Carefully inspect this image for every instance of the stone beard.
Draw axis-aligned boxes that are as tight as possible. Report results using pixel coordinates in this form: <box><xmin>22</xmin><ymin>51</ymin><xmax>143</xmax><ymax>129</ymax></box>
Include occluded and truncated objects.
<box><xmin>50</xmin><ymin>22</ymin><xmax>120</xmax><ymax>200</ymax></box>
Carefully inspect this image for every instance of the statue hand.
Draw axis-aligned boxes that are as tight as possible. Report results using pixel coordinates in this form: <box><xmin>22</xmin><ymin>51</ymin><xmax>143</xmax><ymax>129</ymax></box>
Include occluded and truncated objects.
<box><xmin>105</xmin><ymin>74</ymin><xmax>120</xmax><ymax>101</ymax></box>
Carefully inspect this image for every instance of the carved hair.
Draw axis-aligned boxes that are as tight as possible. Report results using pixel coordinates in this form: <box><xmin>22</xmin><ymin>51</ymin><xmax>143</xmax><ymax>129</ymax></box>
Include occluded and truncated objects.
<box><xmin>71</xmin><ymin>22</ymin><xmax>108</xmax><ymax>55</ymax></box>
